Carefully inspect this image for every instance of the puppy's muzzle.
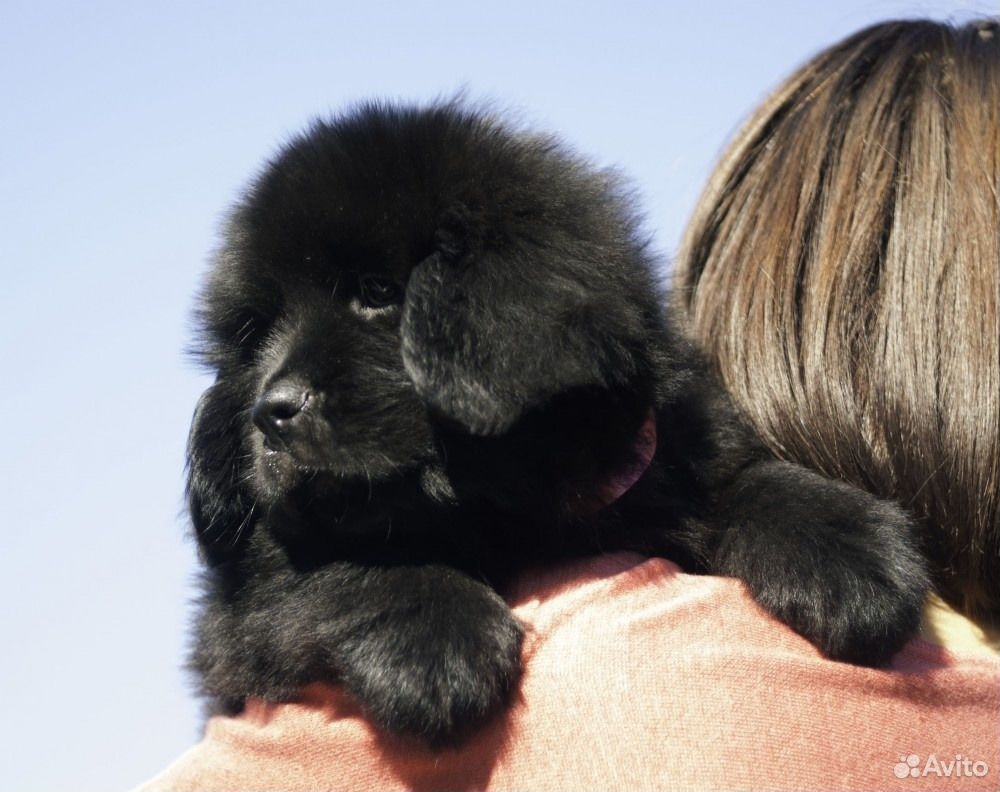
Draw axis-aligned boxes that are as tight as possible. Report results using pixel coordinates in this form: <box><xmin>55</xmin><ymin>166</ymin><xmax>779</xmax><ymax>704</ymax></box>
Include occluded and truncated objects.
<box><xmin>252</xmin><ymin>380</ymin><xmax>314</xmax><ymax>453</ymax></box>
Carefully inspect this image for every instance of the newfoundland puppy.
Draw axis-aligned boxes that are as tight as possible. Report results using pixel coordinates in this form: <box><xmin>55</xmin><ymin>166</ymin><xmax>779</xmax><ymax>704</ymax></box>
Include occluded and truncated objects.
<box><xmin>187</xmin><ymin>100</ymin><xmax>928</xmax><ymax>745</ymax></box>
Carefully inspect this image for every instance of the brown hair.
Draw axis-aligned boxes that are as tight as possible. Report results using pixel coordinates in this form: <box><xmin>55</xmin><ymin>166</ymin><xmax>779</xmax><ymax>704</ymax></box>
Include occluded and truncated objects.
<box><xmin>674</xmin><ymin>19</ymin><xmax>999</xmax><ymax>619</ymax></box>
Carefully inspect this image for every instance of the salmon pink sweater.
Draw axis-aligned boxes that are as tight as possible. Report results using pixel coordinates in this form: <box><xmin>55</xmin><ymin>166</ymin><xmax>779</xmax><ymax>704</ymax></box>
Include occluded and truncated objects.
<box><xmin>137</xmin><ymin>553</ymin><xmax>999</xmax><ymax>791</ymax></box>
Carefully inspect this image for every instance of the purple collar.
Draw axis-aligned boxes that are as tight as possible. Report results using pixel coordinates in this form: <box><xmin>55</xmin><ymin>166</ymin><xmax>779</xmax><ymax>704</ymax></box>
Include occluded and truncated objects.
<box><xmin>589</xmin><ymin>410</ymin><xmax>657</xmax><ymax>510</ymax></box>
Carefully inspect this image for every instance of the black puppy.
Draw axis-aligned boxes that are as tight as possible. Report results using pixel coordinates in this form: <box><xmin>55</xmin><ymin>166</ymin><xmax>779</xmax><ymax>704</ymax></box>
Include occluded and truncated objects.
<box><xmin>188</xmin><ymin>101</ymin><xmax>928</xmax><ymax>745</ymax></box>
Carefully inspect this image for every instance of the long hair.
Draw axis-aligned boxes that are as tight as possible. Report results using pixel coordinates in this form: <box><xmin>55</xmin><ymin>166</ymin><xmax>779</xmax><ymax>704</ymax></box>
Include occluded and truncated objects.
<box><xmin>675</xmin><ymin>19</ymin><xmax>999</xmax><ymax>618</ymax></box>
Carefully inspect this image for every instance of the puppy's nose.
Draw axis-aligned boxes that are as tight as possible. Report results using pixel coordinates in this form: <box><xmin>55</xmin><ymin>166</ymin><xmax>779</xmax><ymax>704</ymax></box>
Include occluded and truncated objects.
<box><xmin>252</xmin><ymin>382</ymin><xmax>312</xmax><ymax>449</ymax></box>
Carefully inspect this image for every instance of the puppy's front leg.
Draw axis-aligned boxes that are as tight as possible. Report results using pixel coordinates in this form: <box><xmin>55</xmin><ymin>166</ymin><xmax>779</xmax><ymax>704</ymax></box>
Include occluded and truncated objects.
<box><xmin>196</xmin><ymin>558</ymin><xmax>524</xmax><ymax>746</ymax></box>
<box><xmin>710</xmin><ymin>460</ymin><xmax>930</xmax><ymax>665</ymax></box>
<box><xmin>334</xmin><ymin>563</ymin><xmax>525</xmax><ymax>745</ymax></box>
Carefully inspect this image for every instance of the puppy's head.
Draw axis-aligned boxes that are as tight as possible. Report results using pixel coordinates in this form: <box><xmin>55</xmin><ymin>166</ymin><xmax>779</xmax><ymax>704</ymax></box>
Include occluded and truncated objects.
<box><xmin>188</xmin><ymin>101</ymin><xmax>663</xmax><ymax>561</ymax></box>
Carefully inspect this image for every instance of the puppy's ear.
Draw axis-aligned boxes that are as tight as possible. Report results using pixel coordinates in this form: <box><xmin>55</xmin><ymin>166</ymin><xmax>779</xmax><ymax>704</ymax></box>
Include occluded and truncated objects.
<box><xmin>401</xmin><ymin>208</ymin><xmax>652</xmax><ymax>435</ymax></box>
<box><xmin>187</xmin><ymin>380</ymin><xmax>256</xmax><ymax>564</ymax></box>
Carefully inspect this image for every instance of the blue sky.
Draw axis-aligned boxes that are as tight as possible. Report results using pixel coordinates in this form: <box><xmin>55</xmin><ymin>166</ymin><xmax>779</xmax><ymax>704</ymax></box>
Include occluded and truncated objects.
<box><xmin>1</xmin><ymin>1</ymin><xmax>993</xmax><ymax>789</ymax></box>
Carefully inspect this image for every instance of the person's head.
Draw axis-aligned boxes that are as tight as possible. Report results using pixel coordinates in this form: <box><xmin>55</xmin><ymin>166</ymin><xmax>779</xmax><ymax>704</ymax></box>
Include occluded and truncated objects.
<box><xmin>675</xmin><ymin>19</ymin><xmax>999</xmax><ymax>619</ymax></box>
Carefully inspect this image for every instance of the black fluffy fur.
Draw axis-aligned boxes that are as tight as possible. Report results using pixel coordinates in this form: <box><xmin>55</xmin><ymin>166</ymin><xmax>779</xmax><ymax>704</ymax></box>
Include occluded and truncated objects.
<box><xmin>187</xmin><ymin>100</ymin><xmax>929</xmax><ymax>746</ymax></box>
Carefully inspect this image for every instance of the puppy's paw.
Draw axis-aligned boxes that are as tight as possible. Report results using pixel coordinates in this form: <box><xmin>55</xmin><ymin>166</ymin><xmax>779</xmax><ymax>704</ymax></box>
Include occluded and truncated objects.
<box><xmin>715</xmin><ymin>463</ymin><xmax>930</xmax><ymax>666</ymax></box>
<box><xmin>339</xmin><ymin>582</ymin><xmax>525</xmax><ymax>746</ymax></box>
<box><xmin>744</xmin><ymin>521</ymin><xmax>928</xmax><ymax>666</ymax></box>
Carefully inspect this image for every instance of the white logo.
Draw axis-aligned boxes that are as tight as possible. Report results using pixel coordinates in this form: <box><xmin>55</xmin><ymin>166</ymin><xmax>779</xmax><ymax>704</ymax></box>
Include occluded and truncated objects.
<box><xmin>893</xmin><ymin>754</ymin><xmax>989</xmax><ymax>779</ymax></box>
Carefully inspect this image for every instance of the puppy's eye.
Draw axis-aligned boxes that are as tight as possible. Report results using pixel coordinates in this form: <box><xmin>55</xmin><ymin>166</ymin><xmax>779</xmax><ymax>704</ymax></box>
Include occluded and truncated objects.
<box><xmin>359</xmin><ymin>275</ymin><xmax>402</xmax><ymax>308</ymax></box>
